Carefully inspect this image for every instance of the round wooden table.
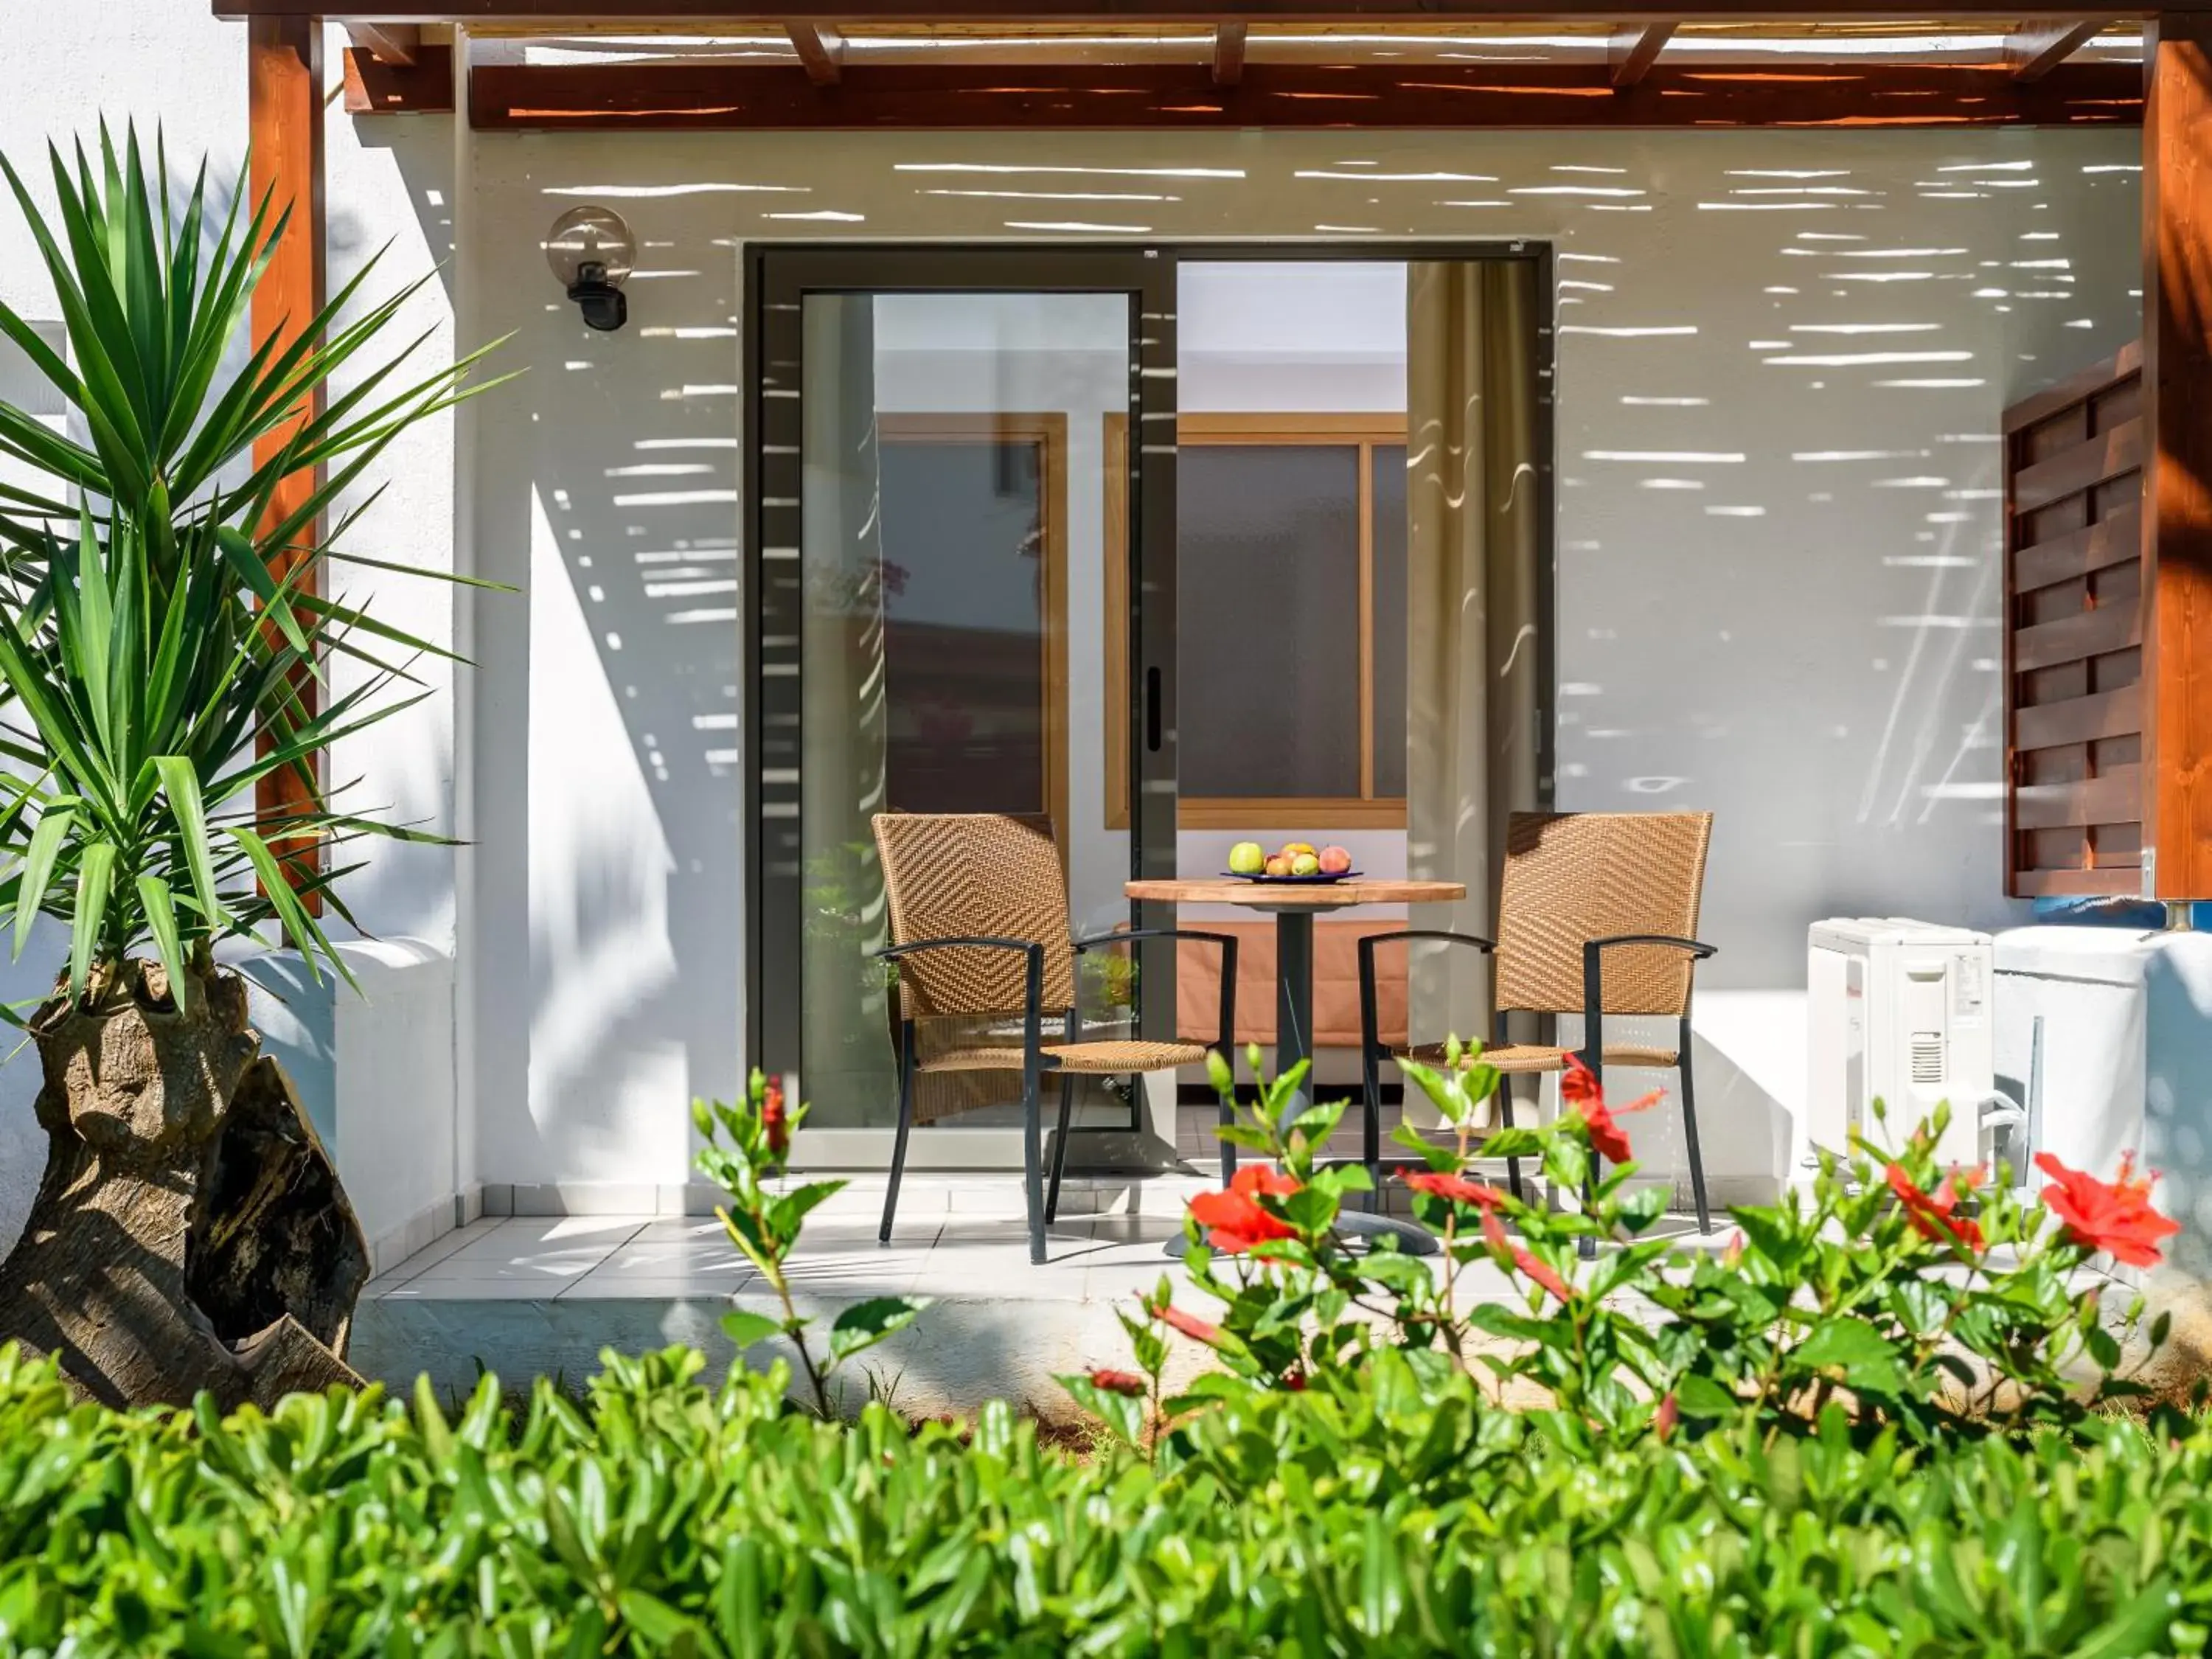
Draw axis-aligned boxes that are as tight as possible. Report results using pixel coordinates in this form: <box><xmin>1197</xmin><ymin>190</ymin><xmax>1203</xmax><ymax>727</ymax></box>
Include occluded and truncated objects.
<box><xmin>1126</xmin><ymin>877</ymin><xmax>1467</xmax><ymax>1256</ymax></box>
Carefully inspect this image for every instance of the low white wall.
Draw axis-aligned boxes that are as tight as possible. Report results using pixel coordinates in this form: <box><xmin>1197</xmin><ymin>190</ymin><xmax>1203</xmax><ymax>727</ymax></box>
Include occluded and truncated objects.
<box><xmin>240</xmin><ymin>941</ymin><xmax>467</xmax><ymax>1276</ymax></box>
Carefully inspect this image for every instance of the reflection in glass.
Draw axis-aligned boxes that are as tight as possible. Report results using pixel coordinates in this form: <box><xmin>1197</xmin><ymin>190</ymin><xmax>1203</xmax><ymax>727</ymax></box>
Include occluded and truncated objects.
<box><xmin>1178</xmin><ymin>445</ymin><xmax>1363</xmax><ymax>799</ymax></box>
<box><xmin>878</xmin><ymin>437</ymin><xmax>1047</xmax><ymax>815</ymax></box>
<box><xmin>797</xmin><ymin>293</ymin><xmax>1128</xmax><ymax>1128</ymax></box>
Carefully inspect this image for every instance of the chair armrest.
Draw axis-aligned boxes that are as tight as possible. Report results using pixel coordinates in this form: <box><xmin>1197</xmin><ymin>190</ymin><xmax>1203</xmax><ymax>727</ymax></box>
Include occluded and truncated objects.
<box><xmin>1355</xmin><ymin>931</ymin><xmax>1495</xmax><ymax>1054</ymax></box>
<box><xmin>1584</xmin><ymin>933</ymin><xmax>1716</xmax><ymax>961</ymax></box>
<box><xmin>877</xmin><ymin>934</ymin><xmax>1042</xmax><ymax>964</ymax></box>
<box><xmin>1071</xmin><ymin>927</ymin><xmax>1235</xmax><ymax>956</ymax></box>
<box><xmin>1576</xmin><ymin>936</ymin><xmax>1716</xmax><ymax>1127</ymax></box>
<box><xmin>875</xmin><ymin>937</ymin><xmax>1048</xmax><ymax>1068</ymax></box>
<box><xmin>1071</xmin><ymin>928</ymin><xmax>1238</xmax><ymax>1062</ymax></box>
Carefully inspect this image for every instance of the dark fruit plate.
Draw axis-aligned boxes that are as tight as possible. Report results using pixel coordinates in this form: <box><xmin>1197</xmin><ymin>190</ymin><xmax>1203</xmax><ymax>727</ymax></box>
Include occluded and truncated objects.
<box><xmin>1219</xmin><ymin>870</ymin><xmax>1364</xmax><ymax>883</ymax></box>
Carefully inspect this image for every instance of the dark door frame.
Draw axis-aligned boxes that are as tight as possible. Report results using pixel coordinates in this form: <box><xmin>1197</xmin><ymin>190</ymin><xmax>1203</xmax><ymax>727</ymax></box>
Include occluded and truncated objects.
<box><xmin>740</xmin><ymin>240</ymin><xmax>1556</xmax><ymax>1112</ymax></box>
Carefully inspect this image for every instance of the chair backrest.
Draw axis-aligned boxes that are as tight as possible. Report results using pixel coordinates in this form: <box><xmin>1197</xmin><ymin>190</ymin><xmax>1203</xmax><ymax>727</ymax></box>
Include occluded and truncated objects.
<box><xmin>1493</xmin><ymin>811</ymin><xmax>1714</xmax><ymax>1018</ymax></box>
<box><xmin>872</xmin><ymin>813</ymin><xmax>1077</xmax><ymax>1023</ymax></box>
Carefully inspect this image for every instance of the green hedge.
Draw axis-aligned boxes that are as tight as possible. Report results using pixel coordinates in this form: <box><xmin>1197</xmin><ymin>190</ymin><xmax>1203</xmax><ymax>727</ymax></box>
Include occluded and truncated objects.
<box><xmin>2</xmin><ymin>1344</ymin><xmax>2210</xmax><ymax>1657</ymax></box>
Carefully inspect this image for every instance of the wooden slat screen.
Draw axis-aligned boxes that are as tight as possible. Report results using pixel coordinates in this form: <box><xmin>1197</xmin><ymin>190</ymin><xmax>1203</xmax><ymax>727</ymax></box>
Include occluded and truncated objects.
<box><xmin>2002</xmin><ymin>341</ymin><xmax>2146</xmax><ymax>899</ymax></box>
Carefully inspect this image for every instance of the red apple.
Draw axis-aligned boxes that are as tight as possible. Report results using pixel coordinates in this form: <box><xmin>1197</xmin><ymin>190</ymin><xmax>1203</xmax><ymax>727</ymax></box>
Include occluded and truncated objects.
<box><xmin>1318</xmin><ymin>845</ymin><xmax>1353</xmax><ymax>874</ymax></box>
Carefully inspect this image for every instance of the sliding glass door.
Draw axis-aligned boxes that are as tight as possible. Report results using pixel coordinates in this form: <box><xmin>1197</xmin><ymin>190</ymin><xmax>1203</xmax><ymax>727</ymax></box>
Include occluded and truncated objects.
<box><xmin>748</xmin><ymin>249</ymin><xmax>1178</xmax><ymax>1164</ymax></box>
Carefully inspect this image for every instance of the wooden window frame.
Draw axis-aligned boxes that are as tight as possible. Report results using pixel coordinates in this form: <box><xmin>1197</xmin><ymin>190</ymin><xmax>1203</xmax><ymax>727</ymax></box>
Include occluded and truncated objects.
<box><xmin>1104</xmin><ymin>411</ymin><xmax>1408</xmax><ymax>832</ymax></box>
<box><xmin>875</xmin><ymin>411</ymin><xmax>1071</xmax><ymax>873</ymax></box>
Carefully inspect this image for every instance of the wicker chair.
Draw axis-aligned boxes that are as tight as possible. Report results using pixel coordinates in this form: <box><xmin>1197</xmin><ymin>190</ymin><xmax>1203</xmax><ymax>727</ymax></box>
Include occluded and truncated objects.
<box><xmin>871</xmin><ymin>813</ymin><xmax>1237</xmax><ymax>1264</ymax></box>
<box><xmin>1355</xmin><ymin>810</ymin><xmax>1717</xmax><ymax>1233</ymax></box>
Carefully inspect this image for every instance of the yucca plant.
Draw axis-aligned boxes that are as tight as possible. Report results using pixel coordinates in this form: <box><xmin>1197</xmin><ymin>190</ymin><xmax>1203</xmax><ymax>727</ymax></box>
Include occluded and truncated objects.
<box><xmin>0</xmin><ymin>124</ymin><xmax>506</xmax><ymax>1411</ymax></box>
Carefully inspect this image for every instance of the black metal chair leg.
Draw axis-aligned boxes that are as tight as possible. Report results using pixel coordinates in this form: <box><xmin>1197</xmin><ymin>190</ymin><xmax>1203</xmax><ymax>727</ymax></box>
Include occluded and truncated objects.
<box><xmin>1217</xmin><ymin>1081</ymin><xmax>1238</xmax><ymax>1186</ymax></box>
<box><xmin>1359</xmin><ymin>1040</ymin><xmax>1384</xmax><ymax>1214</ymax></box>
<box><xmin>1498</xmin><ymin>1079</ymin><xmax>1525</xmax><ymax>1204</ymax></box>
<box><xmin>1023</xmin><ymin>1061</ymin><xmax>1047</xmax><ymax>1265</ymax></box>
<box><xmin>880</xmin><ymin>1028</ymin><xmax>916</xmax><ymax>1246</ymax></box>
<box><xmin>1045</xmin><ymin>1071</ymin><xmax>1077</xmax><ymax>1222</ymax></box>
<box><xmin>1679</xmin><ymin>1018</ymin><xmax>1711</xmax><ymax>1237</ymax></box>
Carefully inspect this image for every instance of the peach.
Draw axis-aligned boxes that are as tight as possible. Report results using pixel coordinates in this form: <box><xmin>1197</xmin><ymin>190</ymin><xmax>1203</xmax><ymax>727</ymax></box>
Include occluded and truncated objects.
<box><xmin>1264</xmin><ymin>855</ymin><xmax>1294</xmax><ymax>877</ymax></box>
<box><xmin>1318</xmin><ymin>846</ymin><xmax>1353</xmax><ymax>874</ymax></box>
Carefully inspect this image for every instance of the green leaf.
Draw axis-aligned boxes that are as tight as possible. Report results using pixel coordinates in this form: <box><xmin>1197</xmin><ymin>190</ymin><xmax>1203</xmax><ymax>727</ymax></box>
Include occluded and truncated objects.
<box><xmin>132</xmin><ymin>873</ymin><xmax>190</xmax><ymax>1015</ymax></box>
<box><xmin>152</xmin><ymin>756</ymin><xmax>223</xmax><ymax>935</ymax></box>
<box><xmin>13</xmin><ymin>801</ymin><xmax>74</xmax><ymax>959</ymax></box>
<box><xmin>67</xmin><ymin>844</ymin><xmax>115</xmax><ymax>1001</ymax></box>
<box><xmin>1670</xmin><ymin>1372</ymin><xmax>1740</xmax><ymax>1419</ymax></box>
<box><xmin>827</xmin><ymin>1296</ymin><xmax>932</xmax><ymax>1366</ymax></box>
<box><xmin>720</xmin><ymin>1310</ymin><xmax>782</xmax><ymax>1354</ymax></box>
<box><xmin>1793</xmin><ymin>1317</ymin><xmax>1908</xmax><ymax>1398</ymax></box>
<box><xmin>226</xmin><ymin>826</ymin><xmax>330</xmax><ymax>985</ymax></box>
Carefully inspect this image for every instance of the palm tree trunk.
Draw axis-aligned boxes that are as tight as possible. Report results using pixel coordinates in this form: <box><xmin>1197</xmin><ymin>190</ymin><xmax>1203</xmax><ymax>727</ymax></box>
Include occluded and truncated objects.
<box><xmin>0</xmin><ymin>959</ymin><xmax>369</xmax><ymax>1408</ymax></box>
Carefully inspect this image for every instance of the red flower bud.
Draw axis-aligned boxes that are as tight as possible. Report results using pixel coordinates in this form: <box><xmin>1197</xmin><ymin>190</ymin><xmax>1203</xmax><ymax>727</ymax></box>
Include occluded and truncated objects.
<box><xmin>1402</xmin><ymin>1169</ymin><xmax>1504</xmax><ymax>1207</ymax></box>
<box><xmin>1088</xmin><ymin>1367</ymin><xmax>1147</xmax><ymax>1397</ymax></box>
<box><xmin>1159</xmin><ymin>1304</ymin><xmax>1225</xmax><ymax>1349</ymax></box>
<box><xmin>761</xmin><ymin>1077</ymin><xmax>790</xmax><ymax>1157</ymax></box>
<box><xmin>1885</xmin><ymin>1161</ymin><xmax>1984</xmax><ymax>1255</ymax></box>
<box><xmin>1512</xmin><ymin>1246</ymin><xmax>1574</xmax><ymax>1304</ymax></box>
<box><xmin>1654</xmin><ymin>1391</ymin><xmax>1679</xmax><ymax>1443</ymax></box>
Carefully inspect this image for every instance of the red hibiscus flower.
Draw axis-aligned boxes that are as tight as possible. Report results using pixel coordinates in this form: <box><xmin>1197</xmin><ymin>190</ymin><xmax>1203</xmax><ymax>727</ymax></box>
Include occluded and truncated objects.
<box><xmin>1402</xmin><ymin>1169</ymin><xmax>1504</xmax><ymax>1207</ymax></box>
<box><xmin>1088</xmin><ymin>1367</ymin><xmax>1147</xmax><ymax>1397</ymax></box>
<box><xmin>1886</xmin><ymin>1162</ymin><xmax>1986</xmax><ymax>1255</ymax></box>
<box><xmin>1512</xmin><ymin>1246</ymin><xmax>1575</xmax><ymax>1303</ymax></box>
<box><xmin>1159</xmin><ymin>1304</ymin><xmax>1225</xmax><ymax>1348</ymax></box>
<box><xmin>1561</xmin><ymin>1057</ymin><xmax>1661</xmax><ymax>1165</ymax></box>
<box><xmin>1189</xmin><ymin>1164</ymin><xmax>1301</xmax><ymax>1253</ymax></box>
<box><xmin>2036</xmin><ymin>1152</ymin><xmax>2180</xmax><ymax>1268</ymax></box>
<box><xmin>761</xmin><ymin>1078</ymin><xmax>790</xmax><ymax>1157</ymax></box>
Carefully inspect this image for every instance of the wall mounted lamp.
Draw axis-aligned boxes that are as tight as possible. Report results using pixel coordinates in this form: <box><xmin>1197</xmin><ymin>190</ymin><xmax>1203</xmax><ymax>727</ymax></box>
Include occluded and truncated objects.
<box><xmin>544</xmin><ymin>205</ymin><xmax>636</xmax><ymax>333</ymax></box>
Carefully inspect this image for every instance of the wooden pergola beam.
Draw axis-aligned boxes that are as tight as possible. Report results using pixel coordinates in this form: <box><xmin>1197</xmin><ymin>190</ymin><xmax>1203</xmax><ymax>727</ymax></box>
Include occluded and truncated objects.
<box><xmin>1610</xmin><ymin>21</ymin><xmax>1675</xmax><ymax>85</ymax></box>
<box><xmin>469</xmin><ymin>58</ymin><xmax>2142</xmax><ymax>128</ymax></box>
<box><xmin>216</xmin><ymin>1</ymin><xmax>2211</xmax><ymax>23</ymax></box>
<box><xmin>345</xmin><ymin>21</ymin><xmax>420</xmax><ymax>63</ymax></box>
<box><xmin>1213</xmin><ymin>21</ymin><xmax>1248</xmax><ymax>85</ymax></box>
<box><xmin>785</xmin><ymin>21</ymin><xmax>845</xmax><ymax>86</ymax></box>
<box><xmin>247</xmin><ymin>15</ymin><xmax>326</xmax><ymax>902</ymax></box>
<box><xmin>343</xmin><ymin>42</ymin><xmax>456</xmax><ymax>111</ymax></box>
<box><xmin>2141</xmin><ymin>13</ymin><xmax>2212</xmax><ymax>900</ymax></box>
<box><xmin>2006</xmin><ymin>18</ymin><xmax>2104</xmax><ymax>78</ymax></box>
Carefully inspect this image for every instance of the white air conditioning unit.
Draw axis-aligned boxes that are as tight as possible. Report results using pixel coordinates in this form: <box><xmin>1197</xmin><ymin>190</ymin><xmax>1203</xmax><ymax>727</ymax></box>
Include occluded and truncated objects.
<box><xmin>1807</xmin><ymin>918</ymin><xmax>1994</xmax><ymax>1170</ymax></box>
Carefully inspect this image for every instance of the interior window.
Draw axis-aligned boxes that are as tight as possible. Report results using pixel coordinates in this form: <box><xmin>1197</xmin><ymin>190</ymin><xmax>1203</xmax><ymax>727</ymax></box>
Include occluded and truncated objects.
<box><xmin>1103</xmin><ymin>416</ymin><xmax>1408</xmax><ymax>829</ymax></box>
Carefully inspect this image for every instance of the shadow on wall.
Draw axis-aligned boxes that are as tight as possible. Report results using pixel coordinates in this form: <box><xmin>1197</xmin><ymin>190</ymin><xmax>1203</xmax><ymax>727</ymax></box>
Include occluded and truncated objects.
<box><xmin>2143</xmin><ymin>937</ymin><xmax>2212</xmax><ymax>1280</ymax></box>
<box><xmin>467</xmin><ymin>197</ymin><xmax>745</xmax><ymax>1186</ymax></box>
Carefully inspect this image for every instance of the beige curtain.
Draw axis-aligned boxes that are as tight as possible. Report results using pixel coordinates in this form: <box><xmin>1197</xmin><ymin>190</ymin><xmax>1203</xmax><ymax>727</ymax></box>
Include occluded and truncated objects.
<box><xmin>1403</xmin><ymin>260</ymin><xmax>1543</xmax><ymax>1112</ymax></box>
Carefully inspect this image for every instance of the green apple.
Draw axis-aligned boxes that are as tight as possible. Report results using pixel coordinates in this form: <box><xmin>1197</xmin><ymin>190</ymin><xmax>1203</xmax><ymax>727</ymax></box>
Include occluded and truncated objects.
<box><xmin>1228</xmin><ymin>841</ymin><xmax>1266</xmax><ymax>875</ymax></box>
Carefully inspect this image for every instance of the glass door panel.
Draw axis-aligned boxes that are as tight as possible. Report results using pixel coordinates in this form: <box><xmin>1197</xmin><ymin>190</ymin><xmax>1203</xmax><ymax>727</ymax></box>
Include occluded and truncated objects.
<box><xmin>751</xmin><ymin>253</ymin><xmax>1176</xmax><ymax>1155</ymax></box>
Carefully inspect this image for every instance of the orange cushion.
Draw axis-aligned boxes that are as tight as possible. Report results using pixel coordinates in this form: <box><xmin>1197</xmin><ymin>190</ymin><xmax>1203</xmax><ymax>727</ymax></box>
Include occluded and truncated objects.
<box><xmin>1173</xmin><ymin>920</ymin><xmax>1408</xmax><ymax>1050</ymax></box>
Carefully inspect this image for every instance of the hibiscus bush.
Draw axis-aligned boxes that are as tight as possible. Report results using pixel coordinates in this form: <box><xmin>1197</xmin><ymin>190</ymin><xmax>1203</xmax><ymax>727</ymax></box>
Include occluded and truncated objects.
<box><xmin>694</xmin><ymin>1068</ymin><xmax>929</xmax><ymax>1418</ymax></box>
<box><xmin>1104</xmin><ymin>1041</ymin><xmax>2178</xmax><ymax>1447</ymax></box>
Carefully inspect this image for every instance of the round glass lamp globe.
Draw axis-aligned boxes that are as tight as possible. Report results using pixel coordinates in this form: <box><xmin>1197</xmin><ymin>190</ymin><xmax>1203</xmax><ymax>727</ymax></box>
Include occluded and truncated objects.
<box><xmin>544</xmin><ymin>206</ymin><xmax>636</xmax><ymax>288</ymax></box>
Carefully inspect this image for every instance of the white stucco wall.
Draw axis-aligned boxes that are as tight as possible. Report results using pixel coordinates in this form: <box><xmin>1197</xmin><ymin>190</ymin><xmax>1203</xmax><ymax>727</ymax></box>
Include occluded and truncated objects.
<box><xmin>0</xmin><ymin>0</ymin><xmax>2151</xmax><ymax>1228</ymax></box>
<box><xmin>459</xmin><ymin>121</ymin><xmax>2137</xmax><ymax>1198</ymax></box>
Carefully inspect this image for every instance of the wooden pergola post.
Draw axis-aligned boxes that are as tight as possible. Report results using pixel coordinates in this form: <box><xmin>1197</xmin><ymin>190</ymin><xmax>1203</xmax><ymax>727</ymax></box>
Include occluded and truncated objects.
<box><xmin>247</xmin><ymin>14</ymin><xmax>326</xmax><ymax>902</ymax></box>
<box><xmin>2144</xmin><ymin>13</ymin><xmax>2212</xmax><ymax>902</ymax></box>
